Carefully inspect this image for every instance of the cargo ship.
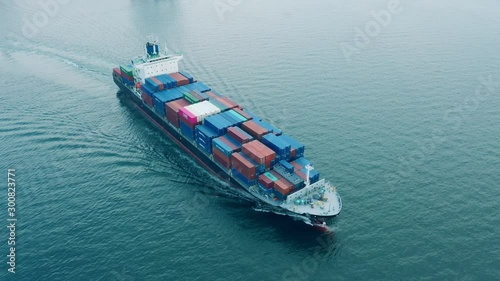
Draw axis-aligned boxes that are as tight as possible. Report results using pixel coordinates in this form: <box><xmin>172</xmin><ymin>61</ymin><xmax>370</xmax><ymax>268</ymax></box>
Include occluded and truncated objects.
<box><xmin>112</xmin><ymin>38</ymin><xmax>342</xmax><ymax>228</ymax></box>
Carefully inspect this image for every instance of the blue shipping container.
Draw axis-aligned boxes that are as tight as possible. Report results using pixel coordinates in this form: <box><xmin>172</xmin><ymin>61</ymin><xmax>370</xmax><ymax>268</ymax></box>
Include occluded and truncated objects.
<box><xmin>279</xmin><ymin>134</ymin><xmax>305</xmax><ymax>159</ymax></box>
<box><xmin>193</xmin><ymin>81</ymin><xmax>211</xmax><ymax>93</ymax></box>
<box><xmin>262</xmin><ymin>134</ymin><xmax>291</xmax><ymax>161</ymax></box>
<box><xmin>180</xmin><ymin>121</ymin><xmax>195</xmax><ymax>140</ymax></box>
<box><xmin>153</xmin><ymin>89</ymin><xmax>184</xmax><ymax>117</ymax></box>
<box><xmin>279</xmin><ymin>160</ymin><xmax>294</xmax><ymax>173</ymax></box>
<box><xmin>220</xmin><ymin>111</ymin><xmax>242</xmax><ymax>127</ymax></box>
<box><xmin>295</xmin><ymin>157</ymin><xmax>311</xmax><ymax>168</ymax></box>
<box><xmin>204</xmin><ymin>115</ymin><xmax>232</xmax><ymax>136</ymax></box>
<box><xmin>212</xmin><ymin>138</ymin><xmax>235</xmax><ymax>157</ymax></box>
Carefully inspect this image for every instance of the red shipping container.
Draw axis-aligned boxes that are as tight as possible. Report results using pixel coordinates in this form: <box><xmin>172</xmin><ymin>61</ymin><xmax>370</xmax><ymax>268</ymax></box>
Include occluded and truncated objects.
<box><xmin>241</xmin><ymin>120</ymin><xmax>269</xmax><ymax>140</ymax></box>
<box><xmin>242</xmin><ymin>142</ymin><xmax>265</xmax><ymax>165</ymax></box>
<box><xmin>218</xmin><ymin>96</ymin><xmax>238</xmax><ymax>108</ymax></box>
<box><xmin>227</xmin><ymin>127</ymin><xmax>252</xmax><ymax>144</ymax></box>
<box><xmin>113</xmin><ymin>67</ymin><xmax>121</xmax><ymax>76</ymax></box>
<box><xmin>205</xmin><ymin>91</ymin><xmax>219</xmax><ymax>99</ymax></box>
<box><xmin>141</xmin><ymin>92</ymin><xmax>154</xmax><ymax>107</ymax></box>
<box><xmin>248</xmin><ymin>140</ymin><xmax>276</xmax><ymax>169</ymax></box>
<box><xmin>166</xmin><ymin>99</ymin><xmax>190</xmax><ymax>128</ymax></box>
<box><xmin>231</xmin><ymin>153</ymin><xmax>256</xmax><ymax>180</ymax></box>
<box><xmin>213</xmin><ymin>147</ymin><xmax>231</xmax><ymax>169</ymax></box>
<box><xmin>151</xmin><ymin>76</ymin><xmax>164</xmax><ymax>91</ymax></box>
<box><xmin>258</xmin><ymin>174</ymin><xmax>274</xmax><ymax>189</ymax></box>
<box><xmin>169</xmin><ymin>72</ymin><xmax>189</xmax><ymax>86</ymax></box>
<box><xmin>275</xmin><ymin>178</ymin><xmax>293</xmax><ymax>196</ymax></box>
<box><xmin>232</xmin><ymin>107</ymin><xmax>253</xmax><ymax>120</ymax></box>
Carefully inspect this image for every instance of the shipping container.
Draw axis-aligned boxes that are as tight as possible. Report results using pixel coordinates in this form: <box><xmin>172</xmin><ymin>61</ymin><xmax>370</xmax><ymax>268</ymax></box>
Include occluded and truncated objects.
<box><xmin>141</xmin><ymin>83</ymin><xmax>156</xmax><ymax>97</ymax></box>
<box><xmin>213</xmin><ymin>147</ymin><xmax>231</xmax><ymax>169</ymax></box>
<box><xmin>166</xmin><ymin>98</ymin><xmax>190</xmax><ymax>128</ymax></box>
<box><xmin>178</xmin><ymin>71</ymin><xmax>194</xmax><ymax>83</ymax></box>
<box><xmin>262</xmin><ymin>134</ymin><xmax>291</xmax><ymax>161</ymax></box>
<box><xmin>279</xmin><ymin>160</ymin><xmax>294</xmax><ymax>174</ymax></box>
<box><xmin>193</xmin><ymin>81</ymin><xmax>211</xmax><ymax>92</ymax></box>
<box><xmin>204</xmin><ymin>114</ymin><xmax>233</xmax><ymax>136</ymax></box>
<box><xmin>180</xmin><ymin>120</ymin><xmax>195</xmax><ymax>140</ymax></box>
<box><xmin>294</xmin><ymin>157</ymin><xmax>312</xmax><ymax>168</ymax></box>
<box><xmin>279</xmin><ymin>134</ymin><xmax>305</xmax><ymax>159</ymax></box>
<box><xmin>242</xmin><ymin>109</ymin><xmax>262</xmax><ymax>121</ymax></box>
<box><xmin>212</xmin><ymin>137</ymin><xmax>239</xmax><ymax>157</ymax></box>
<box><xmin>195</xmin><ymin>125</ymin><xmax>218</xmax><ymax>154</ymax></box>
<box><xmin>169</xmin><ymin>72</ymin><xmax>189</xmax><ymax>86</ymax></box>
<box><xmin>217</xmin><ymin>96</ymin><xmax>238</xmax><ymax>109</ymax></box>
<box><xmin>113</xmin><ymin>67</ymin><xmax>122</xmax><ymax>76</ymax></box>
<box><xmin>254</xmin><ymin>119</ymin><xmax>282</xmax><ymax>136</ymax></box>
<box><xmin>208</xmin><ymin>98</ymin><xmax>229</xmax><ymax>112</ymax></box>
<box><xmin>232</xmin><ymin>108</ymin><xmax>253</xmax><ymax>120</ymax></box>
<box><xmin>241</xmin><ymin>120</ymin><xmax>270</xmax><ymax>140</ymax></box>
<box><xmin>227</xmin><ymin>110</ymin><xmax>248</xmax><ymax>123</ymax></box>
<box><xmin>231</xmin><ymin>152</ymin><xmax>257</xmax><ymax>181</ymax></box>
<box><xmin>141</xmin><ymin>92</ymin><xmax>154</xmax><ymax>107</ymax></box>
<box><xmin>220</xmin><ymin>111</ymin><xmax>243</xmax><ymax>127</ymax></box>
<box><xmin>264</xmin><ymin>172</ymin><xmax>279</xmax><ymax>182</ymax></box>
<box><xmin>274</xmin><ymin>178</ymin><xmax>293</xmax><ymax>199</ymax></box>
<box><xmin>258</xmin><ymin>174</ymin><xmax>274</xmax><ymax>189</ymax></box>
<box><xmin>205</xmin><ymin>91</ymin><xmax>223</xmax><ymax>99</ymax></box>
<box><xmin>153</xmin><ymin>89</ymin><xmax>184</xmax><ymax>117</ymax></box>
<box><xmin>227</xmin><ymin>126</ymin><xmax>253</xmax><ymax>144</ymax></box>
<box><xmin>120</xmin><ymin>65</ymin><xmax>134</xmax><ymax>77</ymax></box>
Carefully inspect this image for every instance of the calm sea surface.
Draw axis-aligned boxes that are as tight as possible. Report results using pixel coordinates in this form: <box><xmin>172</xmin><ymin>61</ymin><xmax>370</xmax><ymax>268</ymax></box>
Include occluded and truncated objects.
<box><xmin>1</xmin><ymin>0</ymin><xmax>500</xmax><ymax>280</ymax></box>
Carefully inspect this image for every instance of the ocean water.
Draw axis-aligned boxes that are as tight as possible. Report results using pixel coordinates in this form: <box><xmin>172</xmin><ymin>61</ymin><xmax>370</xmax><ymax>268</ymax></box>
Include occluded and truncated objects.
<box><xmin>1</xmin><ymin>0</ymin><xmax>500</xmax><ymax>280</ymax></box>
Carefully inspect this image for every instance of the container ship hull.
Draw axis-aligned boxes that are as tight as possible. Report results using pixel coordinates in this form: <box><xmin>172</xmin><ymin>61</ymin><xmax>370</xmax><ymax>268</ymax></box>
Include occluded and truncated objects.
<box><xmin>112</xmin><ymin>39</ymin><xmax>342</xmax><ymax>228</ymax></box>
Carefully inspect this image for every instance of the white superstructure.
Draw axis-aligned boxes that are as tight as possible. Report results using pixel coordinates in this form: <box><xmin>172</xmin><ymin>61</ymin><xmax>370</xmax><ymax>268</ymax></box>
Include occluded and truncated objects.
<box><xmin>131</xmin><ymin>37</ymin><xmax>183</xmax><ymax>84</ymax></box>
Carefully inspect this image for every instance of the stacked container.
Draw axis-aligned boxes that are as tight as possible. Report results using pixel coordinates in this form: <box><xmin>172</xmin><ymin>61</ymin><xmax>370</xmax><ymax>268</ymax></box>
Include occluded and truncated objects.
<box><xmin>195</xmin><ymin>125</ymin><xmax>218</xmax><ymax>154</ymax></box>
<box><xmin>119</xmin><ymin>65</ymin><xmax>134</xmax><ymax>80</ymax></box>
<box><xmin>166</xmin><ymin>98</ymin><xmax>190</xmax><ymax>128</ymax></box>
<box><xmin>232</xmin><ymin>108</ymin><xmax>253</xmax><ymax>121</ymax></box>
<box><xmin>153</xmin><ymin>89</ymin><xmax>184</xmax><ymax>117</ymax></box>
<box><xmin>258</xmin><ymin>173</ymin><xmax>274</xmax><ymax>193</ymax></box>
<box><xmin>141</xmin><ymin>92</ymin><xmax>154</xmax><ymax>107</ymax></box>
<box><xmin>274</xmin><ymin>178</ymin><xmax>293</xmax><ymax>200</ymax></box>
<box><xmin>231</xmin><ymin>152</ymin><xmax>257</xmax><ymax>185</ymax></box>
<box><xmin>278</xmin><ymin>135</ymin><xmax>305</xmax><ymax>160</ymax></box>
<box><xmin>273</xmin><ymin>163</ymin><xmax>304</xmax><ymax>190</ymax></box>
<box><xmin>262</xmin><ymin>134</ymin><xmax>291</xmax><ymax>161</ymax></box>
<box><xmin>215</xmin><ymin>97</ymin><xmax>238</xmax><ymax>109</ymax></box>
<box><xmin>194</xmin><ymin>81</ymin><xmax>211</xmax><ymax>93</ymax></box>
<box><xmin>169</xmin><ymin>72</ymin><xmax>189</xmax><ymax>86</ymax></box>
<box><xmin>241</xmin><ymin>140</ymin><xmax>276</xmax><ymax>172</ymax></box>
<box><xmin>204</xmin><ymin>114</ymin><xmax>233</xmax><ymax>136</ymax></box>
<box><xmin>241</xmin><ymin>120</ymin><xmax>270</xmax><ymax>140</ymax></box>
<box><xmin>146</xmin><ymin>76</ymin><xmax>165</xmax><ymax>92</ymax></box>
<box><xmin>227</xmin><ymin>127</ymin><xmax>253</xmax><ymax>144</ymax></box>
<box><xmin>254</xmin><ymin>119</ymin><xmax>282</xmax><ymax>136</ymax></box>
<box><xmin>179</xmin><ymin>71</ymin><xmax>194</xmax><ymax>83</ymax></box>
<box><xmin>178</xmin><ymin>101</ymin><xmax>222</xmax><ymax>129</ymax></box>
